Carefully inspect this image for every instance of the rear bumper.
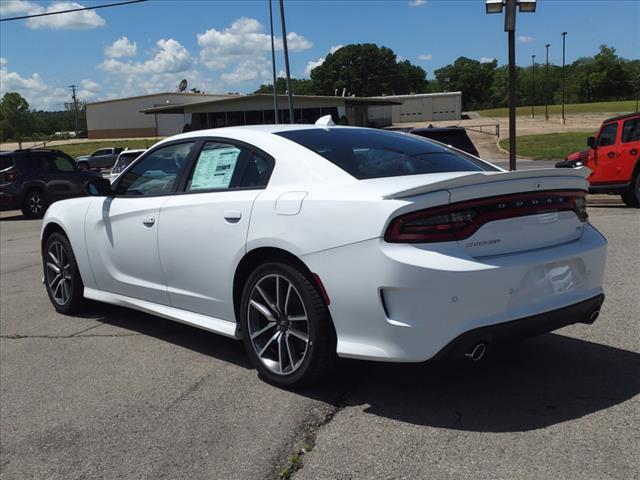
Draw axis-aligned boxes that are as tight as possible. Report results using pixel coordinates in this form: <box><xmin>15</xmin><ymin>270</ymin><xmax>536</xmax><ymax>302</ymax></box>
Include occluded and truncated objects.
<box><xmin>0</xmin><ymin>189</ymin><xmax>22</xmax><ymax>210</ymax></box>
<box><xmin>303</xmin><ymin>223</ymin><xmax>607</xmax><ymax>362</ymax></box>
<box><xmin>433</xmin><ymin>293</ymin><xmax>604</xmax><ymax>360</ymax></box>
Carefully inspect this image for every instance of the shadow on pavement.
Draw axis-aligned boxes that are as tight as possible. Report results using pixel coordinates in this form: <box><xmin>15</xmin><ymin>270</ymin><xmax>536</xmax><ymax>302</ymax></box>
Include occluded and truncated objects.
<box><xmin>75</xmin><ymin>304</ymin><xmax>640</xmax><ymax>431</ymax></box>
<box><xmin>350</xmin><ymin>333</ymin><xmax>640</xmax><ymax>432</ymax></box>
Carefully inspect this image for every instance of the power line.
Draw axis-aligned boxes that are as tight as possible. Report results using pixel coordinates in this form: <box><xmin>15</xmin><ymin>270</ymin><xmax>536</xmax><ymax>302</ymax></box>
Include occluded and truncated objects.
<box><xmin>0</xmin><ymin>0</ymin><xmax>147</xmax><ymax>22</ymax></box>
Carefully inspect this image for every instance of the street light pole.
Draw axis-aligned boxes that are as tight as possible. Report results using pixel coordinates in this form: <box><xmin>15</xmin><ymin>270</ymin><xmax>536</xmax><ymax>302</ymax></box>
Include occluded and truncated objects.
<box><xmin>278</xmin><ymin>0</ymin><xmax>295</xmax><ymax>124</ymax></box>
<box><xmin>530</xmin><ymin>54</ymin><xmax>536</xmax><ymax>118</ymax></box>
<box><xmin>545</xmin><ymin>43</ymin><xmax>550</xmax><ymax>121</ymax></box>
<box><xmin>561</xmin><ymin>31</ymin><xmax>567</xmax><ymax>125</ymax></box>
<box><xmin>268</xmin><ymin>0</ymin><xmax>278</xmax><ymax>123</ymax></box>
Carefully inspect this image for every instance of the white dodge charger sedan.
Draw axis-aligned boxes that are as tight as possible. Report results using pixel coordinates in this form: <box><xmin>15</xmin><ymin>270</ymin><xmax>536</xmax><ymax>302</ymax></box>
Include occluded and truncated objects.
<box><xmin>41</xmin><ymin>123</ymin><xmax>607</xmax><ymax>387</ymax></box>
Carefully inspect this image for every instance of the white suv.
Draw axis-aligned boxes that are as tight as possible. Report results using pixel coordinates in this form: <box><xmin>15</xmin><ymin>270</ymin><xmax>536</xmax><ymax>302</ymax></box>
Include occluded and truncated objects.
<box><xmin>110</xmin><ymin>149</ymin><xmax>146</xmax><ymax>183</ymax></box>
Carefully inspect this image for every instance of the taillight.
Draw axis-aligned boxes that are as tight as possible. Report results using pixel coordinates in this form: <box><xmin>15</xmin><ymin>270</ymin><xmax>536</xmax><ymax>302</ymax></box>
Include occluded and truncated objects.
<box><xmin>5</xmin><ymin>171</ymin><xmax>18</xmax><ymax>183</ymax></box>
<box><xmin>385</xmin><ymin>190</ymin><xmax>588</xmax><ymax>243</ymax></box>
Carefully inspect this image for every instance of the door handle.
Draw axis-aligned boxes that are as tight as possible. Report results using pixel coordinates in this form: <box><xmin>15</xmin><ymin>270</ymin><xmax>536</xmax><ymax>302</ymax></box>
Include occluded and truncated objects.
<box><xmin>223</xmin><ymin>210</ymin><xmax>242</xmax><ymax>222</ymax></box>
<box><xmin>142</xmin><ymin>215</ymin><xmax>155</xmax><ymax>227</ymax></box>
<box><xmin>607</xmin><ymin>152</ymin><xmax>615</xmax><ymax>158</ymax></box>
<box><xmin>631</xmin><ymin>148</ymin><xmax>638</xmax><ymax>156</ymax></box>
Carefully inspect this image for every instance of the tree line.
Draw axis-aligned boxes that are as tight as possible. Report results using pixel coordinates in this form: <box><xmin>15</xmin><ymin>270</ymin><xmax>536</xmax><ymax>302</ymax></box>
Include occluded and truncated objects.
<box><xmin>255</xmin><ymin>43</ymin><xmax>639</xmax><ymax>111</ymax></box>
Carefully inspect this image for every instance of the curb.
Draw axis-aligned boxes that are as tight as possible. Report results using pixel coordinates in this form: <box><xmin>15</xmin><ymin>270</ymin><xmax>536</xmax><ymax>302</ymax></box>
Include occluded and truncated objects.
<box><xmin>495</xmin><ymin>137</ymin><xmax>538</xmax><ymax>160</ymax></box>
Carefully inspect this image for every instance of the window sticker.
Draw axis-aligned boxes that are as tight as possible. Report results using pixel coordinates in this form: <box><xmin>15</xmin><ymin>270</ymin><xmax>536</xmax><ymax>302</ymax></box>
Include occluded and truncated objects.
<box><xmin>190</xmin><ymin>146</ymin><xmax>240</xmax><ymax>190</ymax></box>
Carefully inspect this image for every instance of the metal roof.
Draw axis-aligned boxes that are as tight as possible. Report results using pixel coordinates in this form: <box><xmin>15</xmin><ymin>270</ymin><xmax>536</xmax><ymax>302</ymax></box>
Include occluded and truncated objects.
<box><xmin>140</xmin><ymin>94</ymin><xmax>400</xmax><ymax>114</ymax></box>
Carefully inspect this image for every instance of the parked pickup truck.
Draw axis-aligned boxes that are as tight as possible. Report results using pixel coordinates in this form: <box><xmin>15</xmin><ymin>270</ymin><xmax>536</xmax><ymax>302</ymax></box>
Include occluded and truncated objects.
<box><xmin>557</xmin><ymin>112</ymin><xmax>640</xmax><ymax>207</ymax></box>
<box><xmin>76</xmin><ymin>147</ymin><xmax>124</xmax><ymax>170</ymax></box>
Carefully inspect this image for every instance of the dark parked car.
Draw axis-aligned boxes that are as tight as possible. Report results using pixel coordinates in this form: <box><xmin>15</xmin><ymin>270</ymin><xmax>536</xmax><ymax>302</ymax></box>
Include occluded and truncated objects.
<box><xmin>0</xmin><ymin>149</ymin><xmax>102</xmax><ymax>218</ymax></box>
<box><xmin>385</xmin><ymin>126</ymin><xmax>480</xmax><ymax>157</ymax></box>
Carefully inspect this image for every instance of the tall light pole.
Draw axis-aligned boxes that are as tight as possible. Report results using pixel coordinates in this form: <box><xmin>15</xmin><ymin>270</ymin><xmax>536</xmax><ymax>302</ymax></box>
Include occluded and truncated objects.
<box><xmin>68</xmin><ymin>84</ymin><xmax>79</xmax><ymax>137</ymax></box>
<box><xmin>278</xmin><ymin>0</ymin><xmax>295</xmax><ymax>124</ymax></box>
<box><xmin>268</xmin><ymin>0</ymin><xmax>278</xmax><ymax>123</ymax></box>
<box><xmin>486</xmin><ymin>0</ymin><xmax>537</xmax><ymax>171</ymax></box>
<box><xmin>545</xmin><ymin>43</ymin><xmax>550</xmax><ymax>121</ymax></box>
<box><xmin>530</xmin><ymin>54</ymin><xmax>536</xmax><ymax>118</ymax></box>
<box><xmin>561</xmin><ymin>31</ymin><xmax>567</xmax><ymax>125</ymax></box>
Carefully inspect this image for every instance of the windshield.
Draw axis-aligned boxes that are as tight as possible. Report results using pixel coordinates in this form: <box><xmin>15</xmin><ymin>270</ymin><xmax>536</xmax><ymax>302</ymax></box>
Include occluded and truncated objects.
<box><xmin>276</xmin><ymin>128</ymin><xmax>495</xmax><ymax>180</ymax></box>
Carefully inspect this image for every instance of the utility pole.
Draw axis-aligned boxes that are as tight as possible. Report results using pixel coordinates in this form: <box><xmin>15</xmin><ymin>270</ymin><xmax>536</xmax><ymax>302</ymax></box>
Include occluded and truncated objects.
<box><xmin>530</xmin><ymin>54</ymin><xmax>536</xmax><ymax>118</ymax></box>
<box><xmin>268</xmin><ymin>0</ymin><xmax>278</xmax><ymax>123</ymax></box>
<box><xmin>506</xmin><ymin>0</ymin><xmax>517</xmax><ymax>171</ymax></box>
<box><xmin>561</xmin><ymin>31</ymin><xmax>567</xmax><ymax>125</ymax></box>
<box><xmin>278</xmin><ymin>0</ymin><xmax>295</xmax><ymax>124</ymax></box>
<box><xmin>545</xmin><ymin>43</ymin><xmax>550</xmax><ymax>121</ymax></box>
<box><xmin>68</xmin><ymin>84</ymin><xmax>79</xmax><ymax>137</ymax></box>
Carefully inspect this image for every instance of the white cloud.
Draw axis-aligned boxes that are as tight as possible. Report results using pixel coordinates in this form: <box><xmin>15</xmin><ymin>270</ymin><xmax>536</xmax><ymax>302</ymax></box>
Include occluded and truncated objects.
<box><xmin>222</xmin><ymin>58</ymin><xmax>271</xmax><ymax>84</ymax></box>
<box><xmin>197</xmin><ymin>16</ymin><xmax>313</xmax><ymax>70</ymax></box>
<box><xmin>517</xmin><ymin>35</ymin><xmax>534</xmax><ymax>43</ymax></box>
<box><xmin>418</xmin><ymin>53</ymin><xmax>433</xmax><ymax>61</ymax></box>
<box><xmin>0</xmin><ymin>58</ymin><xmax>68</xmax><ymax>110</ymax></box>
<box><xmin>408</xmin><ymin>0</ymin><xmax>427</xmax><ymax>6</ymax></box>
<box><xmin>480</xmin><ymin>57</ymin><xmax>495</xmax><ymax>63</ymax></box>
<box><xmin>105</xmin><ymin>36</ymin><xmax>137</xmax><ymax>58</ymax></box>
<box><xmin>2</xmin><ymin>1</ymin><xmax>106</xmax><ymax>30</ymax></box>
<box><xmin>305</xmin><ymin>45</ymin><xmax>343</xmax><ymax>76</ymax></box>
<box><xmin>99</xmin><ymin>38</ymin><xmax>194</xmax><ymax>75</ymax></box>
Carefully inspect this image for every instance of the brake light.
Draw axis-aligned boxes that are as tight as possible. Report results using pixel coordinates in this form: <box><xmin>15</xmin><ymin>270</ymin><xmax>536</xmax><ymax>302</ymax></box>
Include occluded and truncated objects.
<box><xmin>385</xmin><ymin>190</ymin><xmax>588</xmax><ymax>243</ymax></box>
<box><xmin>5</xmin><ymin>171</ymin><xmax>18</xmax><ymax>183</ymax></box>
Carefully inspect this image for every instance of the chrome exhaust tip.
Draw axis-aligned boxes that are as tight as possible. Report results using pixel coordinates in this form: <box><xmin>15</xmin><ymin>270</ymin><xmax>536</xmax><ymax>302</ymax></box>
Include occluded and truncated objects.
<box><xmin>586</xmin><ymin>309</ymin><xmax>600</xmax><ymax>324</ymax></box>
<box><xmin>464</xmin><ymin>342</ymin><xmax>487</xmax><ymax>362</ymax></box>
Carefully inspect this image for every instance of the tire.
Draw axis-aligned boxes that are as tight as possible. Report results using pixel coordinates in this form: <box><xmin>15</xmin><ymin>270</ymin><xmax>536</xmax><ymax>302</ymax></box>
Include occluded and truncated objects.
<box><xmin>240</xmin><ymin>261</ymin><xmax>336</xmax><ymax>388</ymax></box>
<box><xmin>620</xmin><ymin>174</ymin><xmax>640</xmax><ymax>208</ymax></box>
<box><xmin>21</xmin><ymin>189</ymin><xmax>47</xmax><ymax>219</ymax></box>
<box><xmin>78</xmin><ymin>161</ymin><xmax>89</xmax><ymax>171</ymax></box>
<box><xmin>43</xmin><ymin>232</ymin><xmax>87</xmax><ymax>314</ymax></box>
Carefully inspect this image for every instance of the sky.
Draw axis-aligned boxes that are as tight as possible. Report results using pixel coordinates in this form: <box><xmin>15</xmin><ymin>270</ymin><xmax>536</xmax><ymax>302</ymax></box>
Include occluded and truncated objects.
<box><xmin>1</xmin><ymin>0</ymin><xmax>639</xmax><ymax>111</ymax></box>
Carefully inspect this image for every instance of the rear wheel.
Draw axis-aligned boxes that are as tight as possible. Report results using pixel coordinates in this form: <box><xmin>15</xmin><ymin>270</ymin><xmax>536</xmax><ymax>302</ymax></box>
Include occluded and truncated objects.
<box><xmin>22</xmin><ymin>189</ymin><xmax>47</xmax><ymax>218</ymax></box>
<box><xmin>43</xmin><ymin>232</ymin><xmax>87</xmax><ymax>314</ymax></box>
<box><xmin>240</xmin><ymin>262</ymin><xmax>336</xmax><ymax>387</ymax></box>
<box><xmin>620</xmin><ymin>174</ymin><xmax>639</xmax><ymax>208</ymax></box>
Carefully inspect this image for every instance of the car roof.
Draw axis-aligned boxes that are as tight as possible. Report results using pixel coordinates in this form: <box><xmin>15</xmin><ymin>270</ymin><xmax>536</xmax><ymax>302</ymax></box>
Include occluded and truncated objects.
<box><xmin>603</xmin><ymin>112</ymin><xmax>639</xmax><ymax>123</ymax></box>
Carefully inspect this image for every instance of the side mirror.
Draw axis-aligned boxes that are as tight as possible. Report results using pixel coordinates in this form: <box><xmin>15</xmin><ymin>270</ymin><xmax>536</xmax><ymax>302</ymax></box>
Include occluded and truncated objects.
<box><xmin>85</xmin><ymin>178</ymin><xmax>113</xmax><ymax>197</ymax></box>
<box><xmin>587</xmin><ymin>136</ymin><xmax>597</xmax><ymax>148</ymax></box>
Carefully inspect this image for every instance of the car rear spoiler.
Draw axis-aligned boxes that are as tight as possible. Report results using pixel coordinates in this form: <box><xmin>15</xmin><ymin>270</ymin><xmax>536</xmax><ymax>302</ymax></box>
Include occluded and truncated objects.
<box><xmin>382</xmin><ymin>167</ymin><xmax>591</xmax><ymax>199</ymax></box>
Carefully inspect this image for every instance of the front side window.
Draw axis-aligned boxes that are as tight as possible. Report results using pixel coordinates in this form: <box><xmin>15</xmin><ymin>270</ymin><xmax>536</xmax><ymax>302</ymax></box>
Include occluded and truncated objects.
<box><xmin>622</xmin><ymin>118</ymin><xmax>640</xmax><ymax>143</ymax></box>
<box><xmin>50</xmin><ymin>154</ymin><xmax>75</xmax><ymax>171</ymax></box>
<box><xmin>93</xmin><ymin>149</ymin><xmax>110</xmax><ymax>156</ymax></box>
<box><xmin>598</xmin><ymin>123</ymin><xmax>618</xmax><ymax>147</ymax></box>
<box><xmin>277</xmin><ymin>128</ymin><xmax>491</xmax><ymax>180</ymax></box>
<box><xmin>116</xmin><ymin>142</ymin><xmax>195</xmax><ymax>196</ymax></box>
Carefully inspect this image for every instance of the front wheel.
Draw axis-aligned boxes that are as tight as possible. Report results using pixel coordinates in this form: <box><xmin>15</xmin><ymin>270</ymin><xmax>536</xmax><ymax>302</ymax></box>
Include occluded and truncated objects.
<box><xmin>240</xmin><ymin>262</ymin><xmax>336</xmax><ymax>388</ymax></box>
<box><xmin>43</xmin><ymin>232</ymin><xmax>87</xmax><ymax>314</ymax></box>
<box><xmin>620</xmin><ymin>174</ymin><xmax>640</xmax><ymax>208</ymax></box>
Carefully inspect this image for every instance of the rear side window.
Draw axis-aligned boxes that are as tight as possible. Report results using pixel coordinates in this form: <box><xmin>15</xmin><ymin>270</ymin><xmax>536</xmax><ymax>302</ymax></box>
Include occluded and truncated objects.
<box><xmin>187</xmin><ymin>142</ymin><xmax>244</xmax><ymax>191</ymax></box>
<box><xmin>598</xmin><ymin>123</ymin><xmax>618</xmax><ymax>147</ymax></box>
<box><xmin>50</xmin><ymin>154</ymin><xmax>75</xmax><ymax>171</ymax></box>
<box><xmin>622</xmin><ymin>118</ymin><xmax>640</xmax><ymax>143</ymax></box>
<box><xmin>277</xmin><ymin>128</ymin><xmax>489</xmax><ymax>180</ymax></box>
<box><xmin>0</xmin><ymin>156</ymin><xmax>14</xmax><ymax>171</ymax></box>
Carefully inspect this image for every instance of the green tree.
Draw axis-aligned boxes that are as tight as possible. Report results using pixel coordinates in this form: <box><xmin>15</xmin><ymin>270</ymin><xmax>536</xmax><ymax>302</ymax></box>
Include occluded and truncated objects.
<box><xmin>310</xmin><ymin>44</ymin><xmax>427</xmax><ymax>96</ymax></box>
<box><xmin>254</xmin><ymin>77</ymin><xmax>317</xmax><ymax>95</ymax></box>
<box><xmin>0</xmin><ymin>92</ymin><xmax>32</xmax><ymax>142</ymax></box>
<box><xmin>433</xmin><ymin>57</ymin><xmax>497</xmax><ymax>110</ymax></box>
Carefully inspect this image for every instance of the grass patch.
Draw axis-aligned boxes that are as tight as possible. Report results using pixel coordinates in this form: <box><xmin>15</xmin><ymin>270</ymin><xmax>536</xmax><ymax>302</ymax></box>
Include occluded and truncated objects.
<box><xmin>278</xmin><ymin>453</ymin><xmax>302</xmax><ymax>480</ymax></box>
<box><xmin>478</xmin><ymin>100</ymin><xmax>636</xmax><ymax>118</ymax></box>
<box><xmin>499</xmin><ymin>131</ymin><xmax>591</xmax><ymax>160</ymax></box>
<box><xmin>52</xmin><ymin>139</ymin><xmax>162</xmax><ymax>158</ymax></box>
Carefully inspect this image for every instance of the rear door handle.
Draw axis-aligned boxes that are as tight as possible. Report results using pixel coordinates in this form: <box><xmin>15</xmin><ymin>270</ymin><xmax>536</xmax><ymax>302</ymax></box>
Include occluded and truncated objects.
<box><xmin>142</xmin><ymin>215</ymin><xmax>155</xmax><ymax>227</ymax></box>
<box><xmin>631</xmin><ymin>148</ymin><xmax>638</xmax><ymax>156</ymax></box>
<box><xmin>223</xmin><ymin>210</ymin><xmax>242</xmax><ymax>222</ymax></box>
<box><xmin>607</xmin><ymin>152</ymin><xmax>615</xmax><ymax>158</ymax></box>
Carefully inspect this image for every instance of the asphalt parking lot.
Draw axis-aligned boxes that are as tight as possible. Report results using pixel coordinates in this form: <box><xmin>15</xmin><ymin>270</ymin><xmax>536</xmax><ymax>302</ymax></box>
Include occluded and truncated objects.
<box><xmin>1</xmin><ymin>203</ymin><xmax>638</xmax><ymax>480</ymax></box>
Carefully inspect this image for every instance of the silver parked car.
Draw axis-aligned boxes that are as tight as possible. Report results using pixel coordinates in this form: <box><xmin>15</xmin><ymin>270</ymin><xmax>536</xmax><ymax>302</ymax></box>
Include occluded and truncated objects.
<box><xmin>76</xmin><ymin>147</ymin><xmax>124</xmax><ymax>170</ymax></box>
<box><xmin>110</xmin><ymin>149</ymin><xmax>146</xmax><ymax>182</ymax></box>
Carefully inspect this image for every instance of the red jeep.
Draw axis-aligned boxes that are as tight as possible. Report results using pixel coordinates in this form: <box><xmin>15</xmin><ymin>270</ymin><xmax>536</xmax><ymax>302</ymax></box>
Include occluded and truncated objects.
<box><xmin>585</xmin><ymin>113</ymin><xmax>640</xmax><ymax>207</ymax></box>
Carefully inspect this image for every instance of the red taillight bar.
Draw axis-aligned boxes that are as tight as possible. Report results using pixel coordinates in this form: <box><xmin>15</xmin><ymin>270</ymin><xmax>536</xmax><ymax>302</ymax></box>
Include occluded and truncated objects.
<box><xmin>385</xmin><ymin>190</ymin><xmax>588</xmax><ymax>244</ymax></box>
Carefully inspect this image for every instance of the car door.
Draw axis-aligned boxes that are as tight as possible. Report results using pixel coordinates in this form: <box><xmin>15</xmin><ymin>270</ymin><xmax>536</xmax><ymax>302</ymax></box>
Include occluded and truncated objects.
<box><xmin>590</xmin><ymin>121</ymin><xmax>619</xmax><ymax>184</ymax></box>
<box><xmin>619</xmin><ymin>117</ymin><xmax>640</xmax><ymax>181</ymax></box>
<box><xmin>84</xmin><ymin>141</ymin><xmax>198</xmax><ymax>305</ymax></box>
<box><xmin>45</xmin><ymin>153</ymin><xmax>86</xmax><ymax>201</ymax></box>
<box><xmin>158</xmin><ymin>140</ymin><xmax>274</xmax><ymax>321</ymax></box>
<box><xmin>91</xmin><ymin>149</ymin><xmax>111</xmax><ymax>169</ymax></box>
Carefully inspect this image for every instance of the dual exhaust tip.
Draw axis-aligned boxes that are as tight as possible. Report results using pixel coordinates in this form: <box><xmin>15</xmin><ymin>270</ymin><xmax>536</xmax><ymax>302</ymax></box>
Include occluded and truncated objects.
<box><xmin>463</xmin><ymin>306</ymin><xmax>602</xmax><ymax>362</ymax></box>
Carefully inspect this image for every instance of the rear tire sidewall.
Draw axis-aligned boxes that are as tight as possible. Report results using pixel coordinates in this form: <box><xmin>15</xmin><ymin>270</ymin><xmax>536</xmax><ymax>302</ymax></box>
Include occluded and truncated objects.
<box><xmin>43</xmin><ymin>232</ymin><xmax>86</xmax><ymax>314</ymax></box>
<box><xmin>22</xmin><ymin>190</ymin><xmax>47</xmax><ymax>219</ymax></box>
<box><xmin>240</xmin><ymin>262</ymin><xmax>334</xmax><ymax>388</ymax></box>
